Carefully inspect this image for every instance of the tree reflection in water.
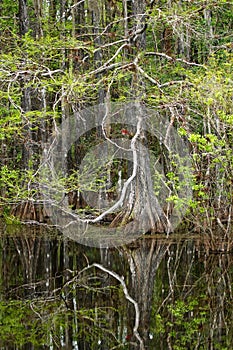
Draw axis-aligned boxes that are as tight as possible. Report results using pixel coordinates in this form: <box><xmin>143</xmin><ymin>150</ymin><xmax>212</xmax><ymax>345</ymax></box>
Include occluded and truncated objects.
<box><xmin>0</xmin><ymin>225</ymin><xmax>233</xmax><ymax>349</ymax></box>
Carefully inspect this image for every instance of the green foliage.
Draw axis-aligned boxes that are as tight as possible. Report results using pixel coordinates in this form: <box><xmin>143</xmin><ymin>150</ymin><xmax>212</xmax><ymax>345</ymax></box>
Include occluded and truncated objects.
<box><xmin>155</xmin><ymin>297</ymin><xmax>208</xmax><ymax>350</ymax></box>
<box><xmin>0</xmin><ymin>287</ymin><xmax>122</xmax><ymax>348</ymax></box>
<box><xmin>0</xmin><ymin>166</ymin><xmax>42</xmax><ymax>210</ymax></box>
<box><xmin>0</xmin><ymin>166</ymin><xmax>22</xmax><ymax>199</ymax></box>
<box><xmin>0</xmin><ymin>300</ymin><xmax>48</xmax><ymax>346</ymax></box>
<box><xmin>0</xmin><ymin>0</ymin><xmax>232</xmax><ymax>231</ymax></box>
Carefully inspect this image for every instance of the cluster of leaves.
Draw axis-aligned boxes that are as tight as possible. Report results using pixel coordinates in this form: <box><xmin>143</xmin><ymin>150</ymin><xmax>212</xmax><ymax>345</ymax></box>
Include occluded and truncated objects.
<box><xmin>154</xmin><ymin>296</ymin><xmax>209</xmax><ymax>349</ymax></box>
<box><xmin>0</xmin><ymin>300</ymin><xmax>48</xmax><ymax>346</ymax></box>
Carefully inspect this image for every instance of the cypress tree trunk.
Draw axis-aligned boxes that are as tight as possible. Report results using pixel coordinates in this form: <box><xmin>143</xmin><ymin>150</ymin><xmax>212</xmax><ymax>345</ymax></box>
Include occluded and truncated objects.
<box><xmin>15</xmin><ymin>0</ymin><xmax>43</xmax><ymax>220</ymax></box>
<box><xmin>49</xmin><ymin>0</ymin><xmax>58</xmax><ymax>23</ymax></box>
<box><xmin>32</xmin><ymin>0</ymin><xmax>43</xmax><ymax>38</ymax></box>
<box><xmin>18</xmin><ymin>0</ymin><xmax>29</xmax><ymax>36</ymax></box>
<box><xmin>18</xmin><ymin>0</ymin><xmax>32</xmax><ymax>167</ymax></box>
<box><xmin>117</xmin><ymin>0</ymin><xmax>170</xmax><ymax>233</ymax></box>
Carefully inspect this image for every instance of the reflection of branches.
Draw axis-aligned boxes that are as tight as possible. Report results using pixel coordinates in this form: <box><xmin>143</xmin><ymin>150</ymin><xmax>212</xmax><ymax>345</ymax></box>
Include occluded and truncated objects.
<box><xmin>204</xmin><ymin>253</ymin><xmax>233</xmax><ymax>347</ymax></box>
<box><xmin>157</xmin><ymin>240</ymin><xmax>197</xmax><ymax>313</ymax></box>
<box><xmin>56</xmin><ymin>262</ymin><xmax>145</xmax><ymax>349</ymax></box>
<box><xmin>154</xmin><ymin>240</ymin><xmax>233</xmax><ymax>348</ymax></box>
<box><xmin>91</xmin><ymin>263</ymin><xmax>145</xmax><ymax>350</ymax></box>
<box><xmin>13</xmin><ymin>235</ymin><xmax>41</xmax><ymax>287</ymax></box>
<box><xmin>123</xmin><ymin>239</ymin><xmax>169</xmax><ymax>347</ymax></box>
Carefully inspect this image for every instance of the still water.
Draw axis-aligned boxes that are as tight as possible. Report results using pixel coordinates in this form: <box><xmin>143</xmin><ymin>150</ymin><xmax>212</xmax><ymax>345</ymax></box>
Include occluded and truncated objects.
<box><xmin>0</xmin><ymin>223</ymin><xmax>233</xmax><ymax>349</ymax></box>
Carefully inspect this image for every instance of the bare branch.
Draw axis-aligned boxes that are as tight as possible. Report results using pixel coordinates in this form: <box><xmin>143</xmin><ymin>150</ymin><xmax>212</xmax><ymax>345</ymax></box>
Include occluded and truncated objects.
<box><xmin>89</xmin><ymin>43</ymin><xmax>129</xmax><ymax>75</ymax></box>
<box><xmin>88</xmin><ymin>62</ymin><xmax>123</xmax><ymax>76</ymax></box>
<box><xmin>145</xmin><ymin>51</ymin><xmax>207</xmax><ymax>69</ymax></box>
<box><xmin>135</xmin><ymin>63</ymin><xmax>161</xmax><ymax>88</ymax></box>
<box><xmin>70</xmin><ymin>0</ymin><xmax>85</xmax><ymax>9</ymax></box>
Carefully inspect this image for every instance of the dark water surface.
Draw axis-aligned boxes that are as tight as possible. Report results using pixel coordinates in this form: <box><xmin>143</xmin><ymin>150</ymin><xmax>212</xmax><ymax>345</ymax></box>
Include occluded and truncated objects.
<box><xmin>0</xmin><ymin>223</ymin><xmax>233</xmax><ymax>349</ymax></box>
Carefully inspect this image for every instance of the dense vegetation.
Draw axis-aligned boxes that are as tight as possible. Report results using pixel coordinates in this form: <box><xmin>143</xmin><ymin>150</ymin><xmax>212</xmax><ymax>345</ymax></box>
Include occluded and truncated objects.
<box><xmin>0</xmin><ymin>0</ymin><xmax>233</xmax><ymax>246</ymax></box>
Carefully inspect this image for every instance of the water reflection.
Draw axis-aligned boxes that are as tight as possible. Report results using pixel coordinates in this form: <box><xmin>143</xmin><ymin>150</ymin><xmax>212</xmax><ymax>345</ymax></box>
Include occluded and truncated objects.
<box><xmin>0</xmin><ymin>224</ymin><xmax>233</xmax><ymax>349</ymax></box>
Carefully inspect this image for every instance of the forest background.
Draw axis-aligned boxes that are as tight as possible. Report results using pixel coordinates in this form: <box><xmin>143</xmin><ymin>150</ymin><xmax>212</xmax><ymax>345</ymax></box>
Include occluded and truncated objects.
<box><xmin>0</xmin><ymin>0</ymin><xmax>233</xmax><ymax>248</ymax></box>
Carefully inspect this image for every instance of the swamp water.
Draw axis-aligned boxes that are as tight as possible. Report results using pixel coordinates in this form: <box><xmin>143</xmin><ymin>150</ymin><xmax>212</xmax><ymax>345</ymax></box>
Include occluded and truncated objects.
<box><xmin>0</xmin><ymin>223</ymin><xmax>233</xmax><ymax>349</ymax></box>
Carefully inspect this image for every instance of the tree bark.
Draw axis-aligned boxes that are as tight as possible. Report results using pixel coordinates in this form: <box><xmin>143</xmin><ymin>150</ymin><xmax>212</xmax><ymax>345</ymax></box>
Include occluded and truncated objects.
<box><xmin>32</xmin><ymin>0</ymin><xmax>43</xmax><ymax>38</ymax></box>
<box><xmin>18</xmin><ymin>0</ymin><xmax>29</xmax><ymax>36</ymax></box>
